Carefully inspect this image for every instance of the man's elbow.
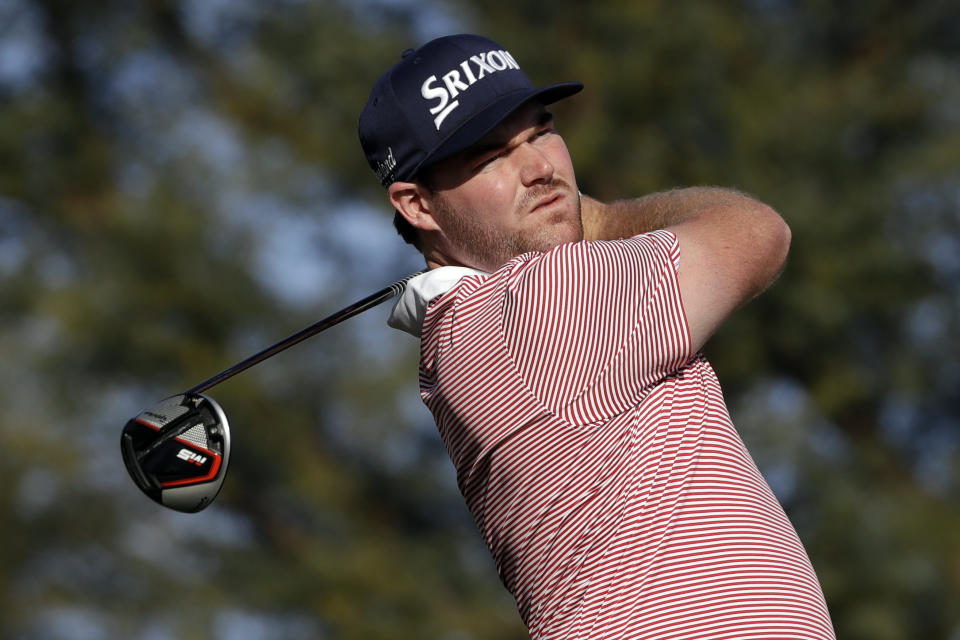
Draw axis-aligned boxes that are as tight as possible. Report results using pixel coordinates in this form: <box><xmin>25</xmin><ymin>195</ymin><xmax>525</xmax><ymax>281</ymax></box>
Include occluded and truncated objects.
<box><xmin>754</xmin><ymin>204</ymin><xmax>791</xmax><ymax>290</ymax></box>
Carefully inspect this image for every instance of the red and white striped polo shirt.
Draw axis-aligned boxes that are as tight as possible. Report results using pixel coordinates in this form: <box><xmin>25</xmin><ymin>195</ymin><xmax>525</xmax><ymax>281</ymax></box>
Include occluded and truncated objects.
<box><xmin>389</xmin><ymin>231</ymin><xmax>835</xmax><ymax>639</ymax></box>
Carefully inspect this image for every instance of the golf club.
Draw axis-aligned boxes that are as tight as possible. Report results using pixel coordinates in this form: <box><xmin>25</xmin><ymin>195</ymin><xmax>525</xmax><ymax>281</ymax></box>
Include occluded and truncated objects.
<box><xmin>120</xmin><ymin>271</ymin><xmax>423</xmax><ymax>513</ymax></box>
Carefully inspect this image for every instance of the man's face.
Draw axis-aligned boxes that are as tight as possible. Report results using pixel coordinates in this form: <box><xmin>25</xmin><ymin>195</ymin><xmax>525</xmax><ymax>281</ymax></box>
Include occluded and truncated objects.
<box><xmin>422</xmin><ymin>101</ymin><xmax>582</xmax><ymax>272</ymax></box>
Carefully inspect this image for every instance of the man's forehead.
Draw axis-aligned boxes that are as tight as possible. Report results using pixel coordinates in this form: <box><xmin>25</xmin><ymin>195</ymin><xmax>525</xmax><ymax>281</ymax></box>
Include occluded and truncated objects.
<box><xmin>463</xmin><ymin>103</ymin><xmax>553</xmax><ymax>157</ymax></box>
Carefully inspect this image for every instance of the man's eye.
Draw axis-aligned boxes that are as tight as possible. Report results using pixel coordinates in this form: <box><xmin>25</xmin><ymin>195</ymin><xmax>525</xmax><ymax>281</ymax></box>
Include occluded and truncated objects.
<box><xmin>534</xmin><ymin>127</ymin><xmax>555</xmax><ymax>141</ymax></box>
<box><xmin>476</xmin><ymin>152</ymin><xmax>504</xmax><ymax>170</ymax></box>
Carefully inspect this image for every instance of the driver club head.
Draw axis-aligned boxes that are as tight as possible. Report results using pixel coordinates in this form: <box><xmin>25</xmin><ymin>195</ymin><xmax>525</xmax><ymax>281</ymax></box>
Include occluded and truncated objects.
<box><xmin>121</xmin><ymin>393</ymin><xmax>231</xmax><ymax>513</ymax></box>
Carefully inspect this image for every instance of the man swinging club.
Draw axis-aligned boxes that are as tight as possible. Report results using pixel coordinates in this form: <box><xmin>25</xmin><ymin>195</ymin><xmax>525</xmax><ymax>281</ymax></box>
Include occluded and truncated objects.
<box><xmin>359</xmin><ymin>33</ymin><xmax>836</xmax><ymax>639</ymax></box>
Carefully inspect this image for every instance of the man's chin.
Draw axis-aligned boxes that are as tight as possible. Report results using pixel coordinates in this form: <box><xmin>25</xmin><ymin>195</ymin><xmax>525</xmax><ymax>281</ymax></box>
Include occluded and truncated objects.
<box><xmin>547</xmin><ymin>211</ymin><xmax>585</xmax><ymax>245</ymax></box>
<box><xmin>527</xmin><ymin>220</ymin><xmax>583</xmax><ymax>255</ymax></box>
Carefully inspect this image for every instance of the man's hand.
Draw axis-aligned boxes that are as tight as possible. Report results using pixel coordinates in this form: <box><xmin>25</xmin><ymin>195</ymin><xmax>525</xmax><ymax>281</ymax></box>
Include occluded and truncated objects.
<box><xmin>580</xmin><ymin>187</ymin><xmax>791</xmax><ymax>352</ymax></box>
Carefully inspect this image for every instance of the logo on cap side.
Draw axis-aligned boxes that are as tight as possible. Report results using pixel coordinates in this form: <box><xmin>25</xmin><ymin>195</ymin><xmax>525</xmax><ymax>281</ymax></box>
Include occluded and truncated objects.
<box><xmin>420</xmin><ymin>49</ymin><xmax>521</xmax><ymax>130</ymax></box>
<box><xmin>375</xmin><ymin>147</ymin><xmax>397</xmax><ymax>186</ymax></box>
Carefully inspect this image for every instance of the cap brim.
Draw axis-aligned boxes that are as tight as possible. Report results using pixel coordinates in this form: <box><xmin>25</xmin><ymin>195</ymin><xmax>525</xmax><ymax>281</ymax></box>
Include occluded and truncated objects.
<box><xmin>411</xmin><ymin>81</ymin><xmax>583</xmax><ymax>179</ymax></box>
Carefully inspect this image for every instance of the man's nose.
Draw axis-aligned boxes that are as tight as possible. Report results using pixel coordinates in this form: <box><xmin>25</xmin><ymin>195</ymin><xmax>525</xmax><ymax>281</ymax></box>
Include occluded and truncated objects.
<box><xmin>517</xmin><ymin>143</ymin><xmax>554</xmax><ymax>186</ymax></box>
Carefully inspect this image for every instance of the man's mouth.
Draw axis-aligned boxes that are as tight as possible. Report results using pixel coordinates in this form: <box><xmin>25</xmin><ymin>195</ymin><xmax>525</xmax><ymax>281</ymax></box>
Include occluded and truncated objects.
<box><xmin>529</xmin><ymin>191</ymin><xmax>564</xmax><ymax>214</ymax></box>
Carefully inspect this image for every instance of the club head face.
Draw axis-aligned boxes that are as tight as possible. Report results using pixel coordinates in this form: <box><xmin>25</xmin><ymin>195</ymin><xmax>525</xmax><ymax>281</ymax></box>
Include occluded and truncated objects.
<box><xmin>120</xmin><ymin>393</ymin><xmax>231</xmax><ymax>513</ymax></box>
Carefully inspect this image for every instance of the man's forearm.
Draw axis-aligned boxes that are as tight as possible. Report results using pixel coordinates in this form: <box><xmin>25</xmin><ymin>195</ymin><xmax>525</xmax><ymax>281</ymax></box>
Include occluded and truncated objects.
<box><xmin>581</xmin><ymin>187</ymin><xmax>762</xmax><ymax>241</ymax></box>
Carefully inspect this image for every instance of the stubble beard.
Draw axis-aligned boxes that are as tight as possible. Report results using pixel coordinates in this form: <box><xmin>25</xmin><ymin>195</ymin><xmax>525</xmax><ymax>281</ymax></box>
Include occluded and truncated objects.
<box><xmin>433</xmin><ymin>182</ymin><xmax>584</xmax><ymax>271</ymax></box>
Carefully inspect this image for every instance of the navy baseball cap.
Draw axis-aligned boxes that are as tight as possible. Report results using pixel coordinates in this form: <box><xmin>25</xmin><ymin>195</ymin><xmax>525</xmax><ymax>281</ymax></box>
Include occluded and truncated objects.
<box><xmin>359</xmin><ymin>34</ymin><xmax>583</xmax><ymax>187</ymax></box>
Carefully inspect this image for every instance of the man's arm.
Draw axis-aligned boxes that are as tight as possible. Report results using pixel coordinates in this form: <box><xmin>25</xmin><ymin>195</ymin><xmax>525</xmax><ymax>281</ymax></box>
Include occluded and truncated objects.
<box><xmin>581</xmin><ymin>187</ymin><xmax>791</xmax><ymax>352</ymax></box>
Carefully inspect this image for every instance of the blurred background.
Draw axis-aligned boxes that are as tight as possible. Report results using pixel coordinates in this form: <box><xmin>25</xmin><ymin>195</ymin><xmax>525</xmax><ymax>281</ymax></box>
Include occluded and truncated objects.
<box><xmin>1</xmin><ymin>0</ymin><xmax>958</xmax><ymax>638</ymax></box>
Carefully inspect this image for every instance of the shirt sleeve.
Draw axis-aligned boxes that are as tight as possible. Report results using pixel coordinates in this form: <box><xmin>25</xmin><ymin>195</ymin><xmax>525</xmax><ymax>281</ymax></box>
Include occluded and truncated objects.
<box><xmin>499</xmin><ymin>230</ymin><xmax>692</xmax><ymax>423</ymax></box>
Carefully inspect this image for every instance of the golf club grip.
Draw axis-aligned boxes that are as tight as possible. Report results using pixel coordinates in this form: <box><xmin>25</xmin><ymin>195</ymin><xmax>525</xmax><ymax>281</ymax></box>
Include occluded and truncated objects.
<box><xmin>185</xmin><ymin>271</ymin><xmax>424</xmax><ymax>395</ymax></box>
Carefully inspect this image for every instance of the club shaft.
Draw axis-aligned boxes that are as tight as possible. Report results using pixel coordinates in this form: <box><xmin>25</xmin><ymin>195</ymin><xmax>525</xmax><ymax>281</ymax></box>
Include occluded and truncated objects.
<box><xmin>185</xmin><ymin>272</ymin><xmax>423</xmax><ymax>395</ymax></box>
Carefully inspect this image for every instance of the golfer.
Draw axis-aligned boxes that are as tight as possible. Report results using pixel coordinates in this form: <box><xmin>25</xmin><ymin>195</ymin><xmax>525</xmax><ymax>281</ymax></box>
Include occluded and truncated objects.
<box><xmin>359</xmin><ymin>33</ymin><xmax>835</xmax><ymax>639</ymax></box>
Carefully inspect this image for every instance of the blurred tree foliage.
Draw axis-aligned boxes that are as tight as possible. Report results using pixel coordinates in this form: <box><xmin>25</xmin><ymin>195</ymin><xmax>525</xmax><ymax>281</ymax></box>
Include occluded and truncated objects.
<box><xmin>0</xmin><ymin>1</ymin><xmax>957</xmax><ymax>639</ymax></box>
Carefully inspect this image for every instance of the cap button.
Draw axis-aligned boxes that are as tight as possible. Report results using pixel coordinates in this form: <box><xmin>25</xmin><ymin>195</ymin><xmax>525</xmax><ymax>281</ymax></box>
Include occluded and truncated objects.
<box><xmin>401</xmin><ymin>48</ymin><xmax>415</xmax><ymax>59</ymax></box>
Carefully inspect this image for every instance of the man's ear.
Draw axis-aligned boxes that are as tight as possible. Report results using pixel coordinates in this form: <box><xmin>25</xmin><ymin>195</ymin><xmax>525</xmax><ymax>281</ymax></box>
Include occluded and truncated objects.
<box><xmin>389</xmin><ymin>181</ymin><xmax>442</xmax><ymax>232</ymax></box>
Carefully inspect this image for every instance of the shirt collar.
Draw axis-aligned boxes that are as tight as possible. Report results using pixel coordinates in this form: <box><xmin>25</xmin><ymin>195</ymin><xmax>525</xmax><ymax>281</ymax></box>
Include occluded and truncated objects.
<box><xmin>387</xmin><ymin>266</ymin><xmax>487</xmax><ymax>337</ymax></box>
